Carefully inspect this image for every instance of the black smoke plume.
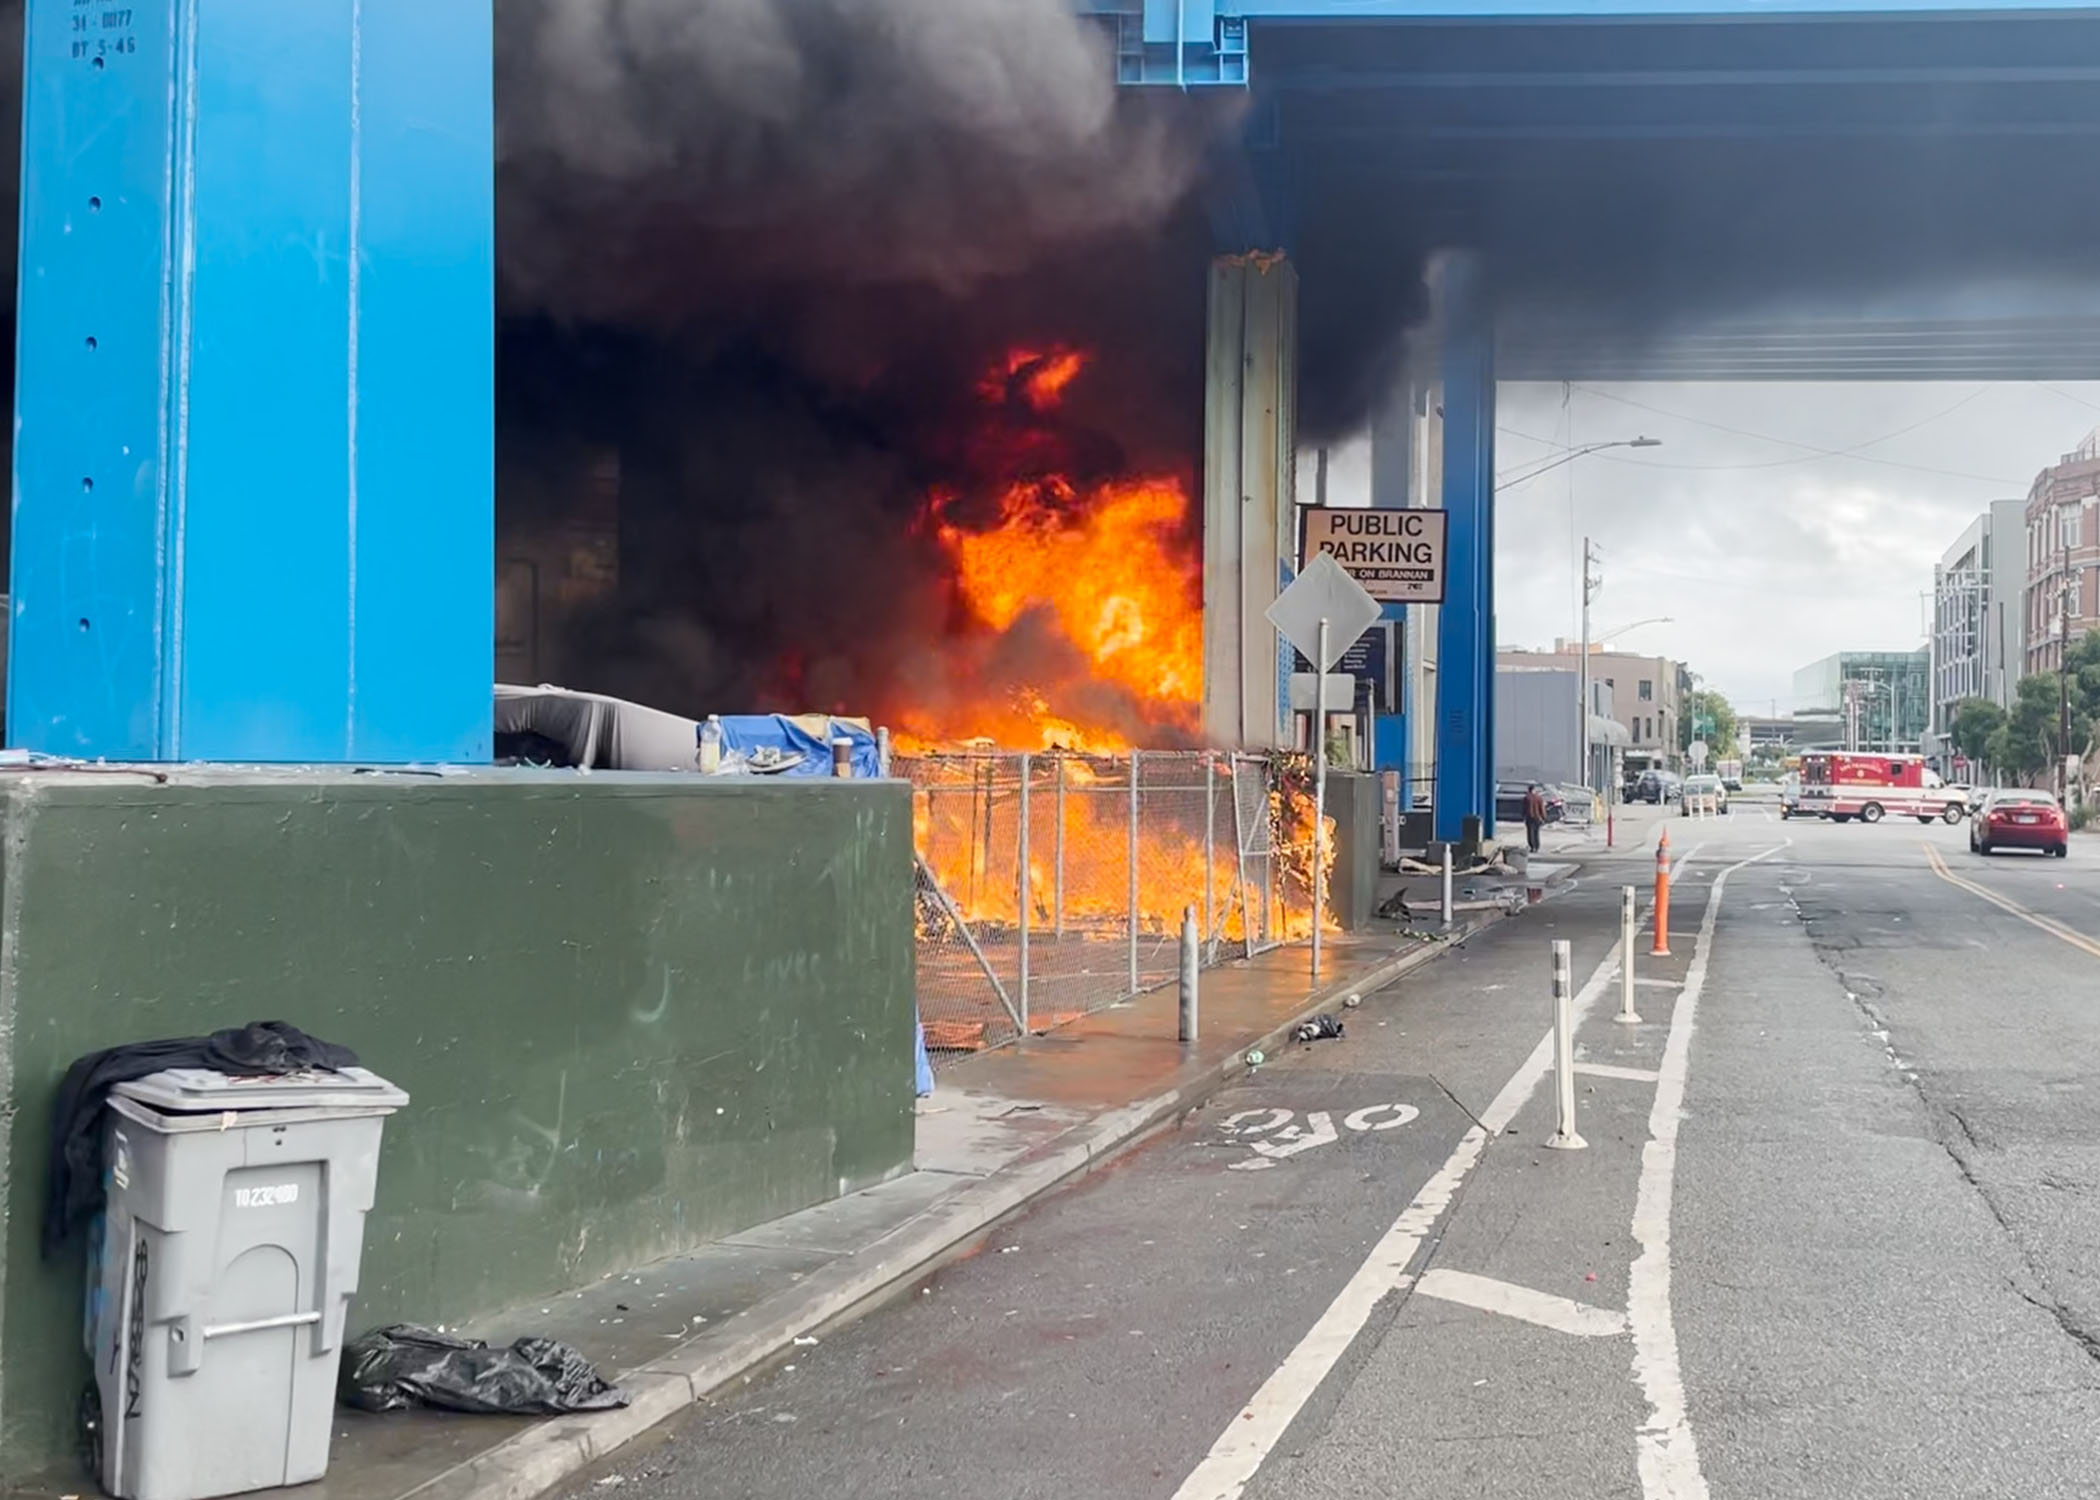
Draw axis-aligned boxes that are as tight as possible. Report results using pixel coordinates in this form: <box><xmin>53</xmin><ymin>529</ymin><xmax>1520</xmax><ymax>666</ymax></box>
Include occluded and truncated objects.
<box><xmin>494</xmin><ymin>0</ymin><xmax>1239</xmax><ymax>730</ymax></box>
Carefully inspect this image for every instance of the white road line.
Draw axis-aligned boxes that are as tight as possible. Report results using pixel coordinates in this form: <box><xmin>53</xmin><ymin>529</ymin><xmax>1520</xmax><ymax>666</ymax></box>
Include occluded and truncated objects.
<box><xmin>1576</xmin><ymin>1062</ymin><xmax>1662</xmax><ymax>1083</ymax></box>
<box><xmin>1633</xmin><ymin>977</ymin><xmax>1684</xmax><ymax>990</ymax></box>
<box><xmin>1167</xmin><ymin>941</ymin><xmax>1628</xmax><ymax>1500</ymax></box>
<box><xmin>1416</xmin><ymin>1268</ymin><xmax>1628</xmax><ymax>1337</ymax></box>
<box><xmin>1629</xmin><ymin>840</ymin><xmax>1786</xmax><ymax>1500</ymax></box>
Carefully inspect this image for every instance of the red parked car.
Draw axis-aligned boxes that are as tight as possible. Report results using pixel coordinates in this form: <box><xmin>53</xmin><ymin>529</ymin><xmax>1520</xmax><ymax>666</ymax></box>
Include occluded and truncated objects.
<box><xmin>1969</xmin><ymin>790</ymin><xmax>2069</xmax><ymax>858</ymax></box>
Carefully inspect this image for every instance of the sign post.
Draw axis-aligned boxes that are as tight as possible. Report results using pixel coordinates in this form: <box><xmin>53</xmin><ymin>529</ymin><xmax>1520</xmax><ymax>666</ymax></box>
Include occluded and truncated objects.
<box><xmin>1267</xmin><ymin>554</ymin><xmax>1382</xmax><ymax>982</ymax></box>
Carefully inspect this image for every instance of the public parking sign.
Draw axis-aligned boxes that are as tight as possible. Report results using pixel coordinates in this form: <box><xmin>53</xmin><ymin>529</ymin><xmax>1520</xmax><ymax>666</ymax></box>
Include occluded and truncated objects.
<box><xmin>1299</xmin><ymin>507</ymin><xmax>1448</xmax><ymax>604</ymax></box>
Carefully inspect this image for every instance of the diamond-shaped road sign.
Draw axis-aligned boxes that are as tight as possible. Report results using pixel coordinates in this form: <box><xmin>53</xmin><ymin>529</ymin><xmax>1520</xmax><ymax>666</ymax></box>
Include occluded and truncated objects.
<box><xmin>1266</xmin><ymin>552</ymin><xmax>1383</xmax><ymax>672</ymax></box>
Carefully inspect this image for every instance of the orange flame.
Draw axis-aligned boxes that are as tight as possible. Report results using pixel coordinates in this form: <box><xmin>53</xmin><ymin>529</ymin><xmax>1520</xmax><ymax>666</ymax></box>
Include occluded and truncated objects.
<box><xmin>893</xmin><ymin>345</ymin><xmax>1202</xmax><ymax>755</ymax></box>
<box><xmin>978</xmin><ymin>346</ymin><xmax>1089</xmax><ymax>411</ymax></box>
<box><xmin>897</xmin><ymin>347</ymin><xmax>1336</xmax><ymax>955</ymax></box>
<box><xmin>936</xmin><ymin>476</ymin><xmax>1201</xmax><ymax>717</ymax></box>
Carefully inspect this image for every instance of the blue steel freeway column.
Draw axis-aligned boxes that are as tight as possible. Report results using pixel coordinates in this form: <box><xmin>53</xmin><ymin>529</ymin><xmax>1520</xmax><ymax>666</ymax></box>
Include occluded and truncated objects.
<box><xmin>10</xmin><ymin>0</ymin><xmax>494</xmax><ymax>761</ymax></box>
<box><xmin>1433</xmin><ymin>255</ymin><xmax>1496</xmax><ymax>844</ymax></box>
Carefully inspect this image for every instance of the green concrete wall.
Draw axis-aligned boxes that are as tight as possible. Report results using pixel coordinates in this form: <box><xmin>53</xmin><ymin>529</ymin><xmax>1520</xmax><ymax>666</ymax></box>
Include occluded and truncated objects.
<box><xmin>0</xmin><ymin>772</ymin><xmax>915</xmax><ymax>1476</ymax></box>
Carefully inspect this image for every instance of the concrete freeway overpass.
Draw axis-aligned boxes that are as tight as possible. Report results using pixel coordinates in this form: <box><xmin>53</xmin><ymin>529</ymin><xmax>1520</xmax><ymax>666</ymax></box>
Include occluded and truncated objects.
<box><xmin>10</xmin><ymin>1</ymin><xmax>2100</xmax><ymax>815</ymax></box>
<box><xmin>1079</xmin><ymin>0</ymin><xmax>2100</xmax><ymax>839</ymax></box>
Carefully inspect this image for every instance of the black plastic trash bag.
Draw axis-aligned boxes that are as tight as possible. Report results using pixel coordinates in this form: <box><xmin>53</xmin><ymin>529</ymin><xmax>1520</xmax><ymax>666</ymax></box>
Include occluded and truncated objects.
<box><xmin>339</xmin><ymin>1325</ymin><xmax>629</xmax><ymax>1416</ymax></box>
<box><xmin>1294</xmin><ymin>1014</ymin><xmax>1345</xmax><ymax>1043</ymax></box>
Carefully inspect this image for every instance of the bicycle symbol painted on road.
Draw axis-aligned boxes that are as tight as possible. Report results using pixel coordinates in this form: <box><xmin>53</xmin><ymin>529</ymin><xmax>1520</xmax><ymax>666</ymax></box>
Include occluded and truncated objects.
<box><xmin>1219</xmin><ymin>1104</ymin><xmax>1420</xmax><ymax>1170</ymax></box>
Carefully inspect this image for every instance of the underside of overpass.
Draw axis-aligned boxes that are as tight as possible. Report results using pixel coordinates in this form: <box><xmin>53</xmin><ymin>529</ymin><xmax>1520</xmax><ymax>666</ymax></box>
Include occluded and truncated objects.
<box><xmin>1088</xmin><ymin>0</ymin><xmax>2100</xmax><ymax>836</ymax></box>
<box><xmin>11</xmin><ymin>0</ymin><xmax>2100</xmax><ymax>834</ymax></box>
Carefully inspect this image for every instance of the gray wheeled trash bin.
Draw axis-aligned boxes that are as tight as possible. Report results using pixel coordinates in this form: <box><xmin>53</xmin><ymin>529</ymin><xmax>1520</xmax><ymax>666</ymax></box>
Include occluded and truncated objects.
<box><xmin>88</xmin><ymin>1066</ymin><xmax>408</xmax><ymax>1500</ymax></box>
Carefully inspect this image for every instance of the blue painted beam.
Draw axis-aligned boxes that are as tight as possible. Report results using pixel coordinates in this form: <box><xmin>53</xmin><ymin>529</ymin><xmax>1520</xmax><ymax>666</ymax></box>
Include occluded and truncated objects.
<box><xmin>11</xmin><ymin>0</ymin><xmax>495</xmax><ymax>762</ymax></box>
<box><xmin>1433</xmin><ymin>255</ymin><xmax>1497</xmax><ymax>845</ymax></box>
<box><xmin>1086</xmin><ymin>0</ymin><xmax>2100</xmax><ymax>17</ymax></box>
<box><xmin>1080</xmin><ymin>0</ymin><xmax>2100</xmax><ymax>86</ymax></box>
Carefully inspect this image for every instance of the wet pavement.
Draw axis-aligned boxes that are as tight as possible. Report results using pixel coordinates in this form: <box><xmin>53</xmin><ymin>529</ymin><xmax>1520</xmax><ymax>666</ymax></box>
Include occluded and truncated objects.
<box><xmin>558</xmin><ymin>814</ymin><xmax>2100</xmax><ymax>1500</ymax></box>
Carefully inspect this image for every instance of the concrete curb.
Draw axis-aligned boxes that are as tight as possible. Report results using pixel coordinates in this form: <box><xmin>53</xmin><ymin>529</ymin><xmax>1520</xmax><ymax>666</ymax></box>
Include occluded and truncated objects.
<box><xmin>399</xmin><ymin>916</ymin><xmax>1504</xmax><ymax>1500</ymax></box>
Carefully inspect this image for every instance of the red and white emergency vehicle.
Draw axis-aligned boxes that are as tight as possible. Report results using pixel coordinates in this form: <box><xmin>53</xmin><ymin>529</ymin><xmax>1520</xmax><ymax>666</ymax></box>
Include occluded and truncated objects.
<box><xmin>1791</xmin><ymin>752</ymin><xmax>1968</xmax><ymax>825</ymax></box>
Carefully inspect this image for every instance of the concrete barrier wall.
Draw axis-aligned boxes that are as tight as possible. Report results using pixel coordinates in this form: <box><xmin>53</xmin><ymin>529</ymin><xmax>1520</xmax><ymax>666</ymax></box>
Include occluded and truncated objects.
<box><xmin>0</xmin><ymin>771</ymin><xmax>915</xmax><ymax>1475</ymax></box>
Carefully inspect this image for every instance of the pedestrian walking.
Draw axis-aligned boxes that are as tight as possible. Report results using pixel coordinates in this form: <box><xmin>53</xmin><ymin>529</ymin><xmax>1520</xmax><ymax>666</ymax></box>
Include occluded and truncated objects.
<box><xmin>1523</xmin><ymin>782</ymin><xmax>1547</xmax><ymax>855</ymax></box>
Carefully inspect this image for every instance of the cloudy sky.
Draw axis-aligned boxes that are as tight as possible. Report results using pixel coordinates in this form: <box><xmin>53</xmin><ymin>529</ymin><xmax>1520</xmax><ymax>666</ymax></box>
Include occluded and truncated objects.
<box><xmin>1322</xmin><ymin>381</ymin><xmax>2100</xmax><ymax>715</ymax></box>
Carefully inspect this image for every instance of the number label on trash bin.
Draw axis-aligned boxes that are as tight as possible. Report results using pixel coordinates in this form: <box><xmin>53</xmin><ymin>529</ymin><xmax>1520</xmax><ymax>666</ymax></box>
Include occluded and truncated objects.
<box><xmin>234</xmin><ymin>1183</ymin><xmax>300</xmax><ymax>1208</ymax></box>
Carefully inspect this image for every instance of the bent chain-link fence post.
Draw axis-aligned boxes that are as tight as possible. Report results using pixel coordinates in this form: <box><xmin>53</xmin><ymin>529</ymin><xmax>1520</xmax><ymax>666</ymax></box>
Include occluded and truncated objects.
<box><xmin>1054</xmin><ymin>755</ymin><xmax>1066</xmax><ymax>939</ymax></box>
<box><xmin>1127</xmin><ymin>749</ymin><xmax>1141</xmax><ymax>998</ymax></box>
<box><xmin>1204</xmin><ymin>754</ymin><xmax>1218</xmax><ymax>964</ymax></box>
<box><xmin>1017</xmin><ymin>751</ymin><xmax>1031</xmax><ymax>1035</ymax></box>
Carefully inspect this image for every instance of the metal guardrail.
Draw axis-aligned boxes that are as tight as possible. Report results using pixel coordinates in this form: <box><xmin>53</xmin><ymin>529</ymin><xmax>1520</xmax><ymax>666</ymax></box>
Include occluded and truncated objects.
<box><xmin>905</xmin><ymin>750</ymin><xmax>1284</xmax><ymax>1064</ymax></box>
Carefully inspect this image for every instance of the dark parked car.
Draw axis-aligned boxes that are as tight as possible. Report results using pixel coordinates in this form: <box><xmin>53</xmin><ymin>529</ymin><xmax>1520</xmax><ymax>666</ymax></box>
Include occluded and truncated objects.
<box><xmin>1970</xmin><ymin>790</ymin><xmax>2068</xmax><ymax>857</ymax></box>
<box><xmin>1496</xmin><ymin>782</ymin><xmax>1565</xmax><ymax>826</ymax></box>
<box><xmin>1632</xmin><ymin>770</ymin><xmax>1682</xmax><ymax>805</ymax></box>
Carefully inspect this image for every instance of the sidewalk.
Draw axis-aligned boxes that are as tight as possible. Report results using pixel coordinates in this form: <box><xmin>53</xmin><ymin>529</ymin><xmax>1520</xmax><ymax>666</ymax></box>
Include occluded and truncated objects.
<box><xmin>10</xmin><ymin>862</ymin><xmax>1578</xmax><ymax>1500</ymax></box>
<box><xmin>172</xmin><ymin>876</ymin><xmax>1566</xmax><ymax>1500</ymax></box>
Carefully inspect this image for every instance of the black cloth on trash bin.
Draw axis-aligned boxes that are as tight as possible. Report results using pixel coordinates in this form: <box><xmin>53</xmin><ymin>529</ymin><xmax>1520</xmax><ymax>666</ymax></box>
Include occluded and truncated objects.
<box><xmin>43</xmin><ymin>1021</ymin><xmax>360</xmax><ymax>1259</ymax></box>
<box><xmin>339</xmin><ymin>1325</ymin><xmax>630</xmax><ymax>1415</ymax></box>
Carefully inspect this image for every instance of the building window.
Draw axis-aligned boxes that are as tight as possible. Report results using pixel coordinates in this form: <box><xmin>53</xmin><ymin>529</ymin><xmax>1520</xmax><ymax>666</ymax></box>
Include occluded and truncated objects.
<box><xmin>1639</xmin><ymin>679</ymin><xmax>1654</xmax><ymax>701</ymax></box>
<box><xmin>2067</xmin><ymin>509</ymin><xmax>2084</xmax><ymax>550</ymax></box>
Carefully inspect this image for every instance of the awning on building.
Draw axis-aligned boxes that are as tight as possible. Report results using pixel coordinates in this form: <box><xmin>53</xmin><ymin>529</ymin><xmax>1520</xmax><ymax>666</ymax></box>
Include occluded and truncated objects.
<box><xmin>1588</xmin><ymin>713</ymin><xmax>1632</xmax><ymax>749</ymax></box>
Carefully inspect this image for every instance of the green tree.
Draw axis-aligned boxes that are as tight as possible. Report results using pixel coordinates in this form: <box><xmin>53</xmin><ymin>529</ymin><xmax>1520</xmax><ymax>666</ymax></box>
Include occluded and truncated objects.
<box><xmin>1678</xmin><ymin>688</ymin><xmax>1739</xmax><ymax>759</ymax></box>
<box><xmin>1993</xmin><ymin>672</ymin><xmax>2068</xmax><ymax>783</ymax></box>
<box><xmin>1948</xmin><ymin>697</ymin><xmax>2007</xmax><ymax>769</ymax></box>
<box><xmin>2070</xmin><ymin>628</ymin><xmax>2100</xmax><ymax>760</ymax></box>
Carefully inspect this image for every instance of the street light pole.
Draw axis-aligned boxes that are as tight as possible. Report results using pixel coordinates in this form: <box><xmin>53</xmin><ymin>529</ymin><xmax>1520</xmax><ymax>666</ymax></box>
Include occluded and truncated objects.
<box><xmin>1579</xmin><ymin>538</ymin><xmax>1600</xmax><ymax>792</ymax></box>
<box><xmin>1495</xmin><ymin>435</ymin><xmax>1662</xmax><ymax>492</ymax></box>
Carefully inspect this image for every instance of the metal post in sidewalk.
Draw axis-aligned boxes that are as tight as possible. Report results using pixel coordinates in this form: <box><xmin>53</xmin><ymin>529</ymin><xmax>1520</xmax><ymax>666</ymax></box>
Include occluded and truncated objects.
<box><xmin>1616</xmin><ymin>884</ymin><xmax>1641</xmax><ymax>1024</ymax></box>
<box><xmin>1016</xmin><ymin>753</ymin><xmax>1031</xmax><ymax>1035</ymax></box>
<box><xmin>1546</xmin><ymin>939</ymin><xmax>1587</xmax><ymax>1150</ymax></box>
<box><xmin>1053</xmin><ymin>756</ymin><xmax>1066</xmax><ymax>940</ymax></box>
<box><xmin>1651</xmin><ymin>829</ymin><xmax>1673</xmax><ymax>957</ymax></box>
<box><xmin>1312</xmin><ymin>616</ymin><xmax>1330</xmax><ymax>983</ymax></box>
<box><xmin>1178</xmin><ymin>905</ymin><xmax>1200</xmax><ymax>1042</ymax></box>
<box><xmin>1128</xmin><ymin>749</ymin><xmax>1142</xmax><ymax>995</ymax></box>
<box><xmin>1440</xmin><ymin>843</ymin><xmax>1454</xmax><ymax>931</ymax></box>
<box><xmin>1607</xmin><ymin>748</ymin><xmax>1618</xmax><ymax>849</ymax></box>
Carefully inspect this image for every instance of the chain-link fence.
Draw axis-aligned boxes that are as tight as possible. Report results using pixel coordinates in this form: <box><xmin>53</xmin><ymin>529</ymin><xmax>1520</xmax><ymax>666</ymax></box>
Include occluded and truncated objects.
<box><xmin>907</xmin><ymin>750</ymin><xmax>1287</xmax><ymax>1064</ymax></box>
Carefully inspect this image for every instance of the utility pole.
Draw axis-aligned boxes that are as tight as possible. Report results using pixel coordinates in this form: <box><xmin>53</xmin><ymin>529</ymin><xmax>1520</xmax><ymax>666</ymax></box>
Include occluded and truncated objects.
<box><xmin>1580</xmin><ymin>538</ymin><xmax>1600</xmax><ymax>792</ymax></box>
<box><xmin>2058</xmin><ymin>507</ymin><xmax>2075</xmax><ymax>802</ymax></box>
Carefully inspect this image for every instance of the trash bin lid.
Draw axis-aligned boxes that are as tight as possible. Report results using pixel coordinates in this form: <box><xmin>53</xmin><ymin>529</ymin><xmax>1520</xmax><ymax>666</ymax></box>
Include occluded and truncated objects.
<box><xmin>112</xmin><ymin>1066</ymin><xmax>408</xmax><ymax>1114</ymax></box>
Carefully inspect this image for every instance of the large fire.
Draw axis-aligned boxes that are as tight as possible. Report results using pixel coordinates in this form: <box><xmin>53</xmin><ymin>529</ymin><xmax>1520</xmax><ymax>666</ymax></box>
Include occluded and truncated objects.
<box><xmin>893</xmin><ymin>348</ymin><xmax>1201</xmax><ymax>755</ymax></box>
<box><xmin>895</xmin><ymin>347</ymin><xmax>1337</xmax><ymax>1039</ymax></box>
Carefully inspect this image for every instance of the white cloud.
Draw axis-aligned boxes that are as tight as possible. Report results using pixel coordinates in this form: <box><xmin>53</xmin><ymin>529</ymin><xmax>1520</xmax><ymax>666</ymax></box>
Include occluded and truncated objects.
<box><xmin>1490</xmin><ymin>381</ymin><xmax>2100</xmax><ymax>712</ymax></box>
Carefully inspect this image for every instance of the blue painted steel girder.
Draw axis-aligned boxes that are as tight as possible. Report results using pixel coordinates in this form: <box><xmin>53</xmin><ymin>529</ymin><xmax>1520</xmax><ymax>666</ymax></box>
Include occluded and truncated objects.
<box><xmin>11</xmin><ymin>0</ymin><xmax>495</xmax><ymax>761</ymax></box>
<box><xmin>1433</xmin><ymin>255</ymin><xmax>1496</xmax><ymax>845</ymax></box>
<box><xmin>1080</xmin><ymin>0</ymin><xmax>2100</xmax><ymax>86</ymax></box>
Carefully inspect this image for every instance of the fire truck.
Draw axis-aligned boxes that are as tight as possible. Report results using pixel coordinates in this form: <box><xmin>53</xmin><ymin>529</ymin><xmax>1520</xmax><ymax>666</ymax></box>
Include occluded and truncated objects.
<box><xmin>1791</xmin><ymin>751</ymin><xmax>1968</xmax><ymax>824</ymax></box>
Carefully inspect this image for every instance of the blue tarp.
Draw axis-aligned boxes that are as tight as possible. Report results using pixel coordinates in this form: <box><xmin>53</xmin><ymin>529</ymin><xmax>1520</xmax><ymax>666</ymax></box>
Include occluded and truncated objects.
<box><xmin>914</xmin><ymin>1021</ymin><xmax>935</xmax><ymax>1097</ymax></box>
<box><xmin>715</xmin><ymin>715</ymin><xmax>883</xmax><ymax>778</ymax></box>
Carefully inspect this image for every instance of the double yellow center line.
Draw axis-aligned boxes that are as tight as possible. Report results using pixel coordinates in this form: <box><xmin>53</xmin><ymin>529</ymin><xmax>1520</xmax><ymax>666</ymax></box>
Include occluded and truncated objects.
<box><xmin>1922</xmin><ymin>842</ymin><xmax>2100</xmax><ymax>961</ymax></box>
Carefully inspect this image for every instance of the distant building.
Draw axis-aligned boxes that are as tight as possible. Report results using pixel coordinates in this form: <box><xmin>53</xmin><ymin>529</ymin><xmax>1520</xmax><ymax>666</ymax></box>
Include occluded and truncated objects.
<box><xmin>1794</xmin><ymin>650</ymin><xmax>1930</xmax><ymax>753</ymax></box>
<box><xmin>1500</xmin><ymin>644</ymin><xmax>1682</xmax><ymax>776</ymax></box>
<box><xmin>1928</xmin><ymin>499</ymin><xmax>2027</xmax><ymax>766</ymax></box>
<box><xmin>1495</xmin><ymin>666</ymin><xmax>1629</xmax><ymax>788</ymax></box>
<box><xmin>2022</xmin><ymin>431</ymin><xmax>2100</xmax><ymax>677</ymax></box>
<box><xmin>1741</xmin><ymin>711</ymin><xmax>1844</xmax><ymax>754</ymax></box>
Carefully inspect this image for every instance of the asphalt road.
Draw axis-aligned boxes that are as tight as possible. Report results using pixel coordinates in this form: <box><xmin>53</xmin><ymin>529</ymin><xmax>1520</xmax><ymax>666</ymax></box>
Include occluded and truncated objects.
<box><xmin>572</xmin><ymin>814</ymin><xmax>2100</xmax><ymax>1500</ymax></box>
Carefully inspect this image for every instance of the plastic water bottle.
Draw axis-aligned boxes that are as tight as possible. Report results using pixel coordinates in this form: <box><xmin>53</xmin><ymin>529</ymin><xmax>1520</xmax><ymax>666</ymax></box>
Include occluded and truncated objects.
<box><xmin>698</xmin><ymin>714</ymin><xmax>723</xmax><ymax>774</ymax></box>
